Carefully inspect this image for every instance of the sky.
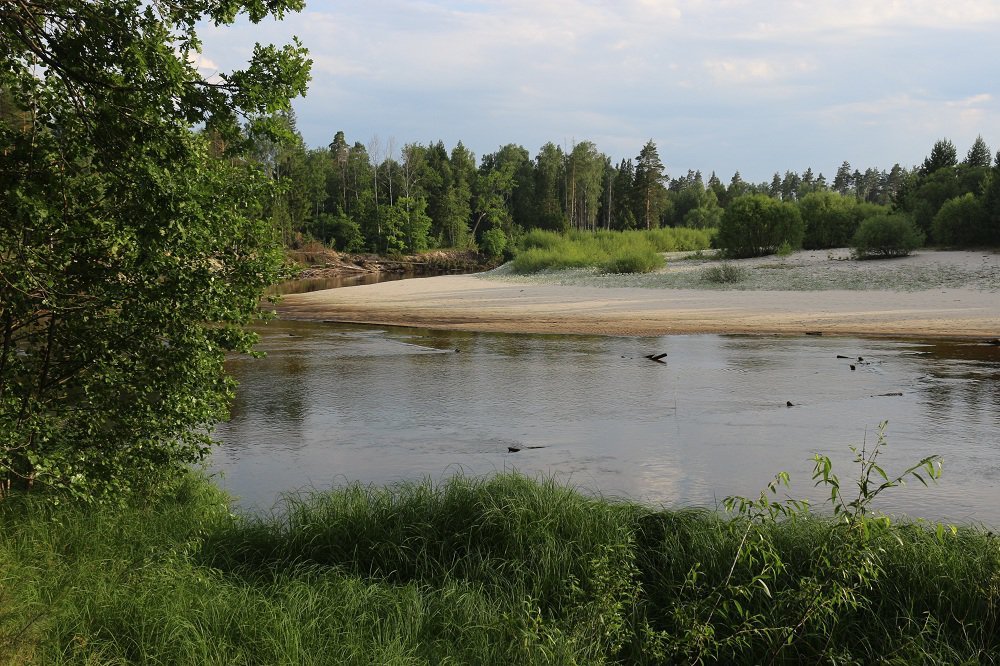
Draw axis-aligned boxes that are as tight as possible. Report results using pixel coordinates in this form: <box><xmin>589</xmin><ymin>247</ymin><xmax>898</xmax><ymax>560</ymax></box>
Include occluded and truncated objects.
<box><xmin>195</xmin><ymin>0</ymin><xmax>1000</xmax><ymax>183</ymax></box>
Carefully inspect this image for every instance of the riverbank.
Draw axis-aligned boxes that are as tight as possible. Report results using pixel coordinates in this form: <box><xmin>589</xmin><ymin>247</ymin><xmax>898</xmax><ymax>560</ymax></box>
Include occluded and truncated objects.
<box><xmin>3</xmin><ymin>472</ymin><xmax>997</xmax><ymax>664</ymax></box>
<box><xmin>274</xmin><ymin>249</ymin><xmax>1000</xmax><ymax>339</ymax></box>
<box><xmin>285</xmin><ymin>247</ymin><xmax>492</xmax><ymax>279</ymax></box>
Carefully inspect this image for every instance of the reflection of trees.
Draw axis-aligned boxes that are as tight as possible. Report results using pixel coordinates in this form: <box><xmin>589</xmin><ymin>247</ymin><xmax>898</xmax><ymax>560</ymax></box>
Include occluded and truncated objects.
<box><xmin>914</xmin><ymin>352</ymin><xmax>1000</xmax><ymax>443</ymax></box>
<box><xmin>916</xmin><ymin>373</ymin><xmax>953</xmax><ymax>427</ymax></box>
<box><xmin>222</xmin><ymin>350</ymin><xmax>309</xmax><ymax>448</ymax></box>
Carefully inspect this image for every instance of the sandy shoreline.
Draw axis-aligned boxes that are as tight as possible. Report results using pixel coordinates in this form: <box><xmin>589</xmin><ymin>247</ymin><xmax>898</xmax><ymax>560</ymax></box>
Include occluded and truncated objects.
<box><xmin>275</xmin><ymin>251</ymin><xmax>1000</xmax><ymax>339</ymax></box>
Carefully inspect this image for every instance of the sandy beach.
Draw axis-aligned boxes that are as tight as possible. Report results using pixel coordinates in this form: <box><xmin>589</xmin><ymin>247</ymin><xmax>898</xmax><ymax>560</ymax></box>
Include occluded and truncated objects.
<box><xmin>275</xmin><ymin>250</ymin><xmax>1000</xmax><ymax>338</ymax></box>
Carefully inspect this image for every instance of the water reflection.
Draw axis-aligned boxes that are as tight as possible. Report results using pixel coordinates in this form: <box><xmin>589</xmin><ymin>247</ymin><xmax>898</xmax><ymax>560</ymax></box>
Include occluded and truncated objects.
<box><xmin>212</xmin><ymin>322</ymin><xmax>1000</xmax><ymax>526</ymax></box>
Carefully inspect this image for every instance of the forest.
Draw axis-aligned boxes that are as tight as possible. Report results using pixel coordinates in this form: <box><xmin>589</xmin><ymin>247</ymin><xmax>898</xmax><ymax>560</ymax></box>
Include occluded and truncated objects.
<box><xmin>261</xmin><ymin>114</ymin><xmax>1000</xmax><ymax>258</ymax></box>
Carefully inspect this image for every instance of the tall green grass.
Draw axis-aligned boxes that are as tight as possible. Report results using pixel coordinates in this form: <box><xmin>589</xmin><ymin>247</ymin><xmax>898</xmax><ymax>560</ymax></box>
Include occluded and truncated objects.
<box><xmin>511</xmin><ymin>228</ymin><xmax>713</xmax><ymax>275</ymax></box>
<box><xmin>2</xmin><ymin>470</ymin><xmax>998</xmax><ymax>664</ymax></box>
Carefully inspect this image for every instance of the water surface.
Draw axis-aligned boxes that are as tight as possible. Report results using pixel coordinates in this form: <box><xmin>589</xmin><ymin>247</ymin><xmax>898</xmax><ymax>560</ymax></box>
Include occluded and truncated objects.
<box><xmin>214</xmin><ymin>322</ymin><xmax>1000</xmax><ymax>525</ymax></box>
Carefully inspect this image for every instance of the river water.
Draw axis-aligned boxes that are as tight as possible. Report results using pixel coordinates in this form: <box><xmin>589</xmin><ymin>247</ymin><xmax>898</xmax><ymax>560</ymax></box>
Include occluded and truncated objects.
<box><xmin>213</xmin><ymin>318</ymin><xmax>1000</xmax><ymax>526</ymax></box>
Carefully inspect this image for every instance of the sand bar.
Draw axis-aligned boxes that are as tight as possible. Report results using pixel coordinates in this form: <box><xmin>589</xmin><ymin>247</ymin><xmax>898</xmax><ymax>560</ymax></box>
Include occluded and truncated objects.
<box><xmin>275</xmin><ymin>250</ymin><xmax>1000</xmax><ymax>338</ymax></box>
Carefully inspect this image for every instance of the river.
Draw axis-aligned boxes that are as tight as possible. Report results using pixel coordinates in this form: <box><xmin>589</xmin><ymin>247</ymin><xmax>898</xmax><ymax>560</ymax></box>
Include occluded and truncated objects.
<box><xmin>213</xmin><ymin>315</ymin><xmax>1000</xmax><ymax>526</ymax></box>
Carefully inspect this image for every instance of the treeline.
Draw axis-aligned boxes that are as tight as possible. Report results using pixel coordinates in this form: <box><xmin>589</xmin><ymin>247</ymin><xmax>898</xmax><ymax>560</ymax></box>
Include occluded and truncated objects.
<box><xmin>259</xmin><ymin>113</ymin><xmax>999</xmax><ymax>257</ymax></box>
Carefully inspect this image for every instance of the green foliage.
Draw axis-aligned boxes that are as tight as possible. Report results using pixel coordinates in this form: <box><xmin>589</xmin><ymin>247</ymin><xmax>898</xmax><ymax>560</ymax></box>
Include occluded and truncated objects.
<box><xmin>397</xmin><ymin>196</ymin><xmax>433</xmax><ymax>253</ymax></box>
<box><xmin>921</xmin><ymin>138</ymin><xmax>958</xmax><ymax>175</ymax></box>
<box><xmin>4</xmin><ymin>452</ymin><xmax>999</xmax><ymax>664</ymax></box>
<box><xmin>321</xmin><ymin>212</ymin><xmax>365</xmax><ymax>251</ymax></box>
<box><xmin>798</xmin><ymin>190</ymin><xmax>864</xmax><ymax>249</ymax></box>
<box><xmin>683</xmin><ymin>204</ymin><xmax>723</xmax><ymax>229</ymax></box>
<box><xmin>479</xmin><ymin>227</ymin><xmax>508</xmax><ymax>260</ymax></box>
<box><xmin>851</xmin><ymin>213</ymin><xmax>925</xmax><ymax>259</ymax></box>
<box><xmin>643</xmin><ymin>226</ymin><xmax>716</xmax><ymax>252</ymax></box>
<box><xmin>932</xmin><ymin>193</ymin><xmax>989</xmax><ymax>246</ymax></box>
<box><xmin>703</xmin><ymin>262</ymin><xmax>750</xmax><ymax>284</ymax></box>
<box><xmin>715</xmin><ymin>194</ymin><xmax>805</xmax><ymax>258</ymax></box>
<box><xmin>0</xmin><ymin>1</ymin><xmax>310</xmax><ymax>499</ymax></box>
<box><xmin>984</xmin><ymin>161</ymin><xmax>1000</xmax><ymax>246</ymax></box>
<box><xmin>633</xmin><ymin>139</ymin><xmax>668</xmax><ymax>229</ymax></box>
<box><xmin>511</xmin><ymin>228</ymin><xmax>712</xmax><ymax>274</ymax></box>
<box><xmin>599</xmin><ymin>245</ymin><xmax>664</xmax><ymax>274</ymax></box>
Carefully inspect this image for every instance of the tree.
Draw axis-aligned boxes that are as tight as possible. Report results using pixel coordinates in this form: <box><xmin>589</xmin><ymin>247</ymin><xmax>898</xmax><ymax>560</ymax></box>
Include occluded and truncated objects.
<box><xmin>611</xmin><ymin>159</ymin><xmax>637</xmax><ymax>229</ymax></box>
<box><xmin>715</xmin><ymin>195</ymin><xmax>804</xmax><ymax>258</ymax></box>
<box><xmin>727</xmin><ymin>171</ymin><xmax>751</xmax><ymax>200</ymax></box>
<box><xmin>932</xmin><ymin>193</ymin><xmax>988</xmax><ymax>246</ymax></box>
<box><xmin>328</xmin><ymin>130</ymin><xmax>351</xmax><ymax>214</ymax></box>
<box><xmin>833</xmin><ymin>161</ymin><xmax>853</xmax><ymax>196</ymax></box>
<box><xmin>439</xmin><ymin>142</ymin><xmax>475</xmax><ymax>247</ymax></box>
<box><xmin>566</xmin><ymin>141</ymin><xmax>605</xmax><ymax>230</ymax></box>
<box><xmin>533</xmin><ymin>142</ymin><xmax>567</xmax><ymax>231</ymax></box>
<box><xmin>0</xmin><ymin>1</ymin><xmax>311</xmax><ymax>499</ymax></box>
<box><xmin>921</xmin><ymin>139</ymin><xmax>958</xmax><ymax>175</ymax></box>
<box><xmin>780</xmin><ymin>170</ymin><xmax>801</xmax><ymax>202</ymax></box>
<box><xmin>851</xmin><ymin>214</ymin><xmax>925</xmax><ymax>258</ymax></box>
<box><xmin>979</xmin><ymin>152</ymin><xmax>1000</xmax><ymax>245</ymax></box>
<box><xmin>633</xmin><ymin>140</ymin><xmax>667</xmax><ymax>229</ymax></box>
<box><xmin>964</xmin><ymin>135</ymin><xmax>992</xmax><ymax>168</ymax></box>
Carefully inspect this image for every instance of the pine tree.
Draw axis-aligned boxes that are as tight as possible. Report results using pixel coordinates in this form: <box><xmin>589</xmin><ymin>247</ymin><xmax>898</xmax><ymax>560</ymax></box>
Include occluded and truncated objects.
<box><xmin>633</xmin><ymin>140</ymin><xmax>667</xmax><ymax>229</ymax></box>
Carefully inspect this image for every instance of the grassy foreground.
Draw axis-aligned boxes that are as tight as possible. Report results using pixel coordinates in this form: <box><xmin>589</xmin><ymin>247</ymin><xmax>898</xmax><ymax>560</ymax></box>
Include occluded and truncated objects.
<box><xmin>2</xmin><ymin>472</ymin><xmax>998</xmax><ymax>665</ymax></box>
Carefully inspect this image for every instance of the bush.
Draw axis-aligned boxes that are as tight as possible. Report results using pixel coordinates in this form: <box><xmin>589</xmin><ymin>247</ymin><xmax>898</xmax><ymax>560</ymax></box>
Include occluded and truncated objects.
<box><xmin>642</xmin><ymin>227</ymin><xmax>715</xmax><ymax>252</ymax></box>
<box><xmin>851</xmin><ymin>214</ymin><xmax>925</xmax><ymax>258</ymax></box>
<box><xmin>799</xmin><ymin>191</ymin><xmax>859</xmax><ymax>249</ymax></box>
<box><xmin>931</xmin><ymin>193</ymin><xmax>989</xmax><ymax>246</ymax></box>
<box><xmin>599</xmin><ymin>246</ymin><xmax>666</xmax><ymax>274</ymax></box>
<box><xmin>703</xmin><ymin>262</ymin><xmax>750</xmax><ymax>284</ymax></box>
<box><xmin>519</xmin><ymin>228</ymin><xmax>565</xmax><ymax>251</ymax></box>
<box><xmin>321</xmin><ymin>213</ymin><xmax>365</xmax><ymax>251</ymax></box>
<box><xmin>511</xmin><ymin>229</ymin><xmax>710</xmax><ymax>274</ymax></box>
<box><xmin>479</xmin><ymin>227</ymin><xmax>508</xmax><ymax>259</ymax></box>
<box><xmin>715</xmin><ymin>195</ymin><xmax>804</xmax><ymax>258</ymax></box>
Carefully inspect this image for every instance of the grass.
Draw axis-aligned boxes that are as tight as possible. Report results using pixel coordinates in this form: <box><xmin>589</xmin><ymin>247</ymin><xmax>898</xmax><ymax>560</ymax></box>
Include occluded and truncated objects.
<box><xmin>511</xmin><ymin>228</ymin><xmax>714</xmax><ymax>275</ymax></box>
<box><xmin>2</xmin><ymin>470</ymin><xmax>999</xmax><ymax>664</ymax></box>
<box><xmin>702</xmin><ymin>262</ymin><xmax>750</xmax><ymax>284</ymax></box>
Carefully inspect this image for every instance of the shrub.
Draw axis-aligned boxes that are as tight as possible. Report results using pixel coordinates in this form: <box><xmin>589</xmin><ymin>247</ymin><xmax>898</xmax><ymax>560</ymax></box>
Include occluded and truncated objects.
<box><xmin>715</xmin><ymin>195</ymin><xmax>804</xmax><ymax>258</ymax></box>
<box><xmin>511</xmin><ymin>229</ymin><xmax>710</xmax><ymax>274</ymax></box>
<box><xmin>322</xmin><ymin>213</ymin><xmax>365</xmax><ymax>251</ymax></box>
<box><xmin>520</xmin><ymin>228</ymin><xmax>565</xmax><ymax>251</ymax></box>
<box><xmin>851</xmin><ymin>214</ymin><xmax>925</xmax><ymax>258</ymax></box>
<box><xmin>703</xmin><ymin>262</ymin><xmax>750</xmax><ymax>284</ymax></box>
<box><xmin>479</xmin><ymin>228</ymin><xmax>508</xmax><ymax>260</ymax></box>
<box><xmin>799</xmin><ymin>191</ymin><xmax>858</xmax><ymax>249</ymax></box>
<box><xmin>643</xmin><ymin>227</ymin><xmax>715</xmax><ymax>252</ymax></box>
<box><xmin>931</xmin><ymin>193</ymin><xmax>989</xmax><ymax>246</ymax></box>
<box><xmin>599</xmin><ymin>247</ymin><xmax>666</xmax><ymax>274</ymax></box>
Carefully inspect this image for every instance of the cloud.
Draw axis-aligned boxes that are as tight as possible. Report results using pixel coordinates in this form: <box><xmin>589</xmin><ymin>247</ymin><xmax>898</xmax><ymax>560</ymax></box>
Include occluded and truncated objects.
<box><xmin>191</xmin><ymin>0</ymin><xmax>1000</xmax><ymax>180</ymax></box>
<box><xmin>703</xmin><ymin>57</ymin><xmax>816</xmax><ymax>84</ymax></box>
<box><xmin>733</xmin><ymin>0</ymin><xmax>1000</xmax><ymax>41</ymax></box>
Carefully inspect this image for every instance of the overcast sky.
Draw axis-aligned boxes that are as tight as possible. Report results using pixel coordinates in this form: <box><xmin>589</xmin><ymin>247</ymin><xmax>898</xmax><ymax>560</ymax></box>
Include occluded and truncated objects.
<box><xmin>196</xmin><ymin>0</ymin><xmax>1000</xmax><ymax>183</ymax></box>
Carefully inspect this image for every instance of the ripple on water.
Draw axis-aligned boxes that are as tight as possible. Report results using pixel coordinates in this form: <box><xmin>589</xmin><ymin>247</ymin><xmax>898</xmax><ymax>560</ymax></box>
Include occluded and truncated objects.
<box><xmin>214</xmin><ymin>323</ymin><xmax>1000</xmax><ymax>525</ymax></box>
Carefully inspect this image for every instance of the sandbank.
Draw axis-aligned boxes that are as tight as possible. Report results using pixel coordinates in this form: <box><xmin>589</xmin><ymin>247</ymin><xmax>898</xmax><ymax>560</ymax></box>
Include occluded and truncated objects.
<box><xmin>274</xmin><ymin>251</ymin><xmax>1000</xmax><ymax>339</ymax></box>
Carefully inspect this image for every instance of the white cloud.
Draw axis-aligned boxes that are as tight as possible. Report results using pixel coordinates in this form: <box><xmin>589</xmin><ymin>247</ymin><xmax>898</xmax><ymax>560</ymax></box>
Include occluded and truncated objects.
<box><xmin>191</xmin><ymin>0</ymin><xmax>1000</xmax><ymax>179</ymax></box>
<box><xmin>703</xmin><ymin>57</ymin><xmax>815</xmax><ymax>84</ymax></box>
<box><xmin>732</xmin><ymin>0</ymin><xmax>1000</xmax><ymax>41</ymax></box>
